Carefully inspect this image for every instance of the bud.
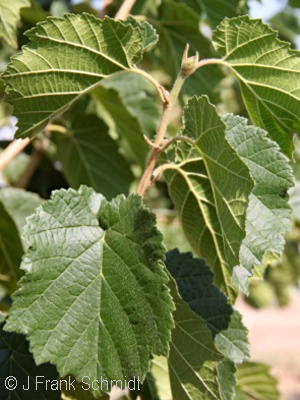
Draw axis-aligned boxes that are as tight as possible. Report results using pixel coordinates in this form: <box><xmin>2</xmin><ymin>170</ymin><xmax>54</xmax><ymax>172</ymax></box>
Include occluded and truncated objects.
<box><xmin>181</xmin><ymin>44</ymin><xmax>199</xmax><ymax>77</ymax></box>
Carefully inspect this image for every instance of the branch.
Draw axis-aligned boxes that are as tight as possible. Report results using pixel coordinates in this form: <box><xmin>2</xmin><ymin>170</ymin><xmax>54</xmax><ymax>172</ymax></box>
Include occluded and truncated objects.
<box><xmin>114</xmin><ymin>0</ymin><xmax>137</xmax><ymax>20</ymax></box>
<box><xmin>0</xmin><ymin>138</ymin><xmax>32</xmax><ymax>172</ymax></box>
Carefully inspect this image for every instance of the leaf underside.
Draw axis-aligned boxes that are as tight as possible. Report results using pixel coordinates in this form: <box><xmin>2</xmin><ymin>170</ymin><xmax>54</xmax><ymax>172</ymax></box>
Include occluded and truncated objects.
<box><xmin>164</xmin><ymin>96</ymin><xmax>253</xmax><ymax>301</ymax></box>
<box><xmin>213</xmin><ymin>15</ymin><xmax>300</xmax><ymax>158</ymax></box>
<box><xmin>2</xmin><ymin>14</ymin><xmax>149</xmax><ymax>138</ymax></box>
<box><xmin>5</xmin><ymin>186</ymin><xmax>174</xmax><ymax>397</ymax></box>
<box><xmin>223</xmin><ymin>114</ymin><xmax>294</xmax><ymax>291</ymax></box>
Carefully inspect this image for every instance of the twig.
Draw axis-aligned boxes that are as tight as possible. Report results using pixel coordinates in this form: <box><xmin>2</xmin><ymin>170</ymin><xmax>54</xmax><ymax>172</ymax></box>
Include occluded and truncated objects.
<box><xmin>159</xmin><ymin>135</ymin><xmax>195</xmax><ymax>153</ymax></box>
<box><xmin>114</xmin><ymin>0</ymin><xmax>137</xmax><ymax>20</ymax></box>
<box><xmin>0</xmin><ymin>138</ymin><xmax>32</xmax><ymax>172</ymax></box>
<box><xmin>136</xmin><ymin>45</ymin><xmax>217</xmax><ymax>196</ymax></box>
<box><xmin>137</xmin><ymin>72</ymin><xmax>186</xmax><ymax>196</ymax></box>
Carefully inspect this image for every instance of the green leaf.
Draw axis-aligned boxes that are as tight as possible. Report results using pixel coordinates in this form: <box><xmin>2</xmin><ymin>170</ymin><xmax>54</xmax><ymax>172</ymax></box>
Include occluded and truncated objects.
<box><xmin>0</xmin><ymin>0</ymin><xmax>30</xmax><ymax>48</ymax></box>
<box><xmin>288</xmin><ymin>0</ymin><xmax>300</xmax><ymax>7</ymax></box>
<box><xmin>149</xmin><ymin>0</ymin><xmax>224</xmax><ymax>102</ymax></box>
<box><xmin>236</xmin><ymin>362</ymin><xmax>279</xmax><ymax>400</ymax></box>
<box><xmin>2</xmin><ymin>14</ymin><xmax>148</xmax><ymax>138</ymax></box>
<box><xmin>137</xmin><ymin>356</ymin><xmax>172</xmax><ymax>400</ymax></box>
<box><xmin>200</xmin><ymin>0</ymin><xmax>248</xmax><ymax>27</ymax></box>
<box><xmin>99</xmin><ymin>71</ymin><xmax>161</xmax><ymax>138</ymax></box>
<box><xmin>217</xmin><ymin>359</ymin><xmax>236</xmax><ymax>400</ymax></box>
<box><xmin>213</xmin><ymin>15</ymin><xmax>300</xmax><ymax>157</ymax></box>
<box><xmin>269</xmin><ymin>9</ymin><xmax>300</xmax><ymax>44</ymax></box>
<box><xmin>0</xmin><ymin>188</ymin><xmax>44</xmax><ymax>250</ymax></box>
<box><xmin>223</xmin><ymin>114</ymin><xmax>294</xmax><ymax>291</ymax></box>
<box><xmin>92</xmin><ymin>84</ymin><xmax>148</xmax><ymax>166</ymax></box>
<box><xmin>5</xmin><ymin>186</ymin><xmax>174</xmax><ymax>397</ymax></box>
<box><xmin>214</xmin><ymin>311</ymin><xmax>249</xmax><ymax>364</ymax></box>
<box><xmin>165</xmin><ymin>250</ymin><xmax>249</xmax><ymax>363</ymax></box>
<box><xmin>92</xmin><ymin>71</ymin><xmax>161</xmax><ymax>165</ymax></box>
<box><xmin>165</xmin><ymin>249</ymin><xmax>232</xmax><ymax>336</ymax></box>
<box><xmin>163</xmin><ymin>96</ymin><xmax>254</xmax><ymax>300</ymax></box>
<box><xmin>0</xmin><ymin>202</ymin><xmax>24</xmax><ymax>293</ymax></box>
<box><xmin>51</xmin><ymin>114</ymin><xmax>134</xmax><ymax>199</ymax></box>
<box><xmin>0</xmin><ymin>316</ymin><xmax>60</xmax><ymax>399</ymax></box>
<box><xmin>168</xmin><ymin>277</ymin><xmax>223</xmax><ymax>400</ymax></box>
<box><xmin>124</xmin><ymin>16</ymin><xmax>158</xmax><ymax>50</ymax></box>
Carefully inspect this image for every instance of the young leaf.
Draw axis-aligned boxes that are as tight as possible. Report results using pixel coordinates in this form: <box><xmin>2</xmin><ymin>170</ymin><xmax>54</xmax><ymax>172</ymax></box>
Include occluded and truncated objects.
<box><xmin>235</xmin><ymin>362</ymin><xmax>279</xmax><ymax>400</ymax></box>
<box><xmin>5</xmin><ymin>186</ymin><xmax>174</xmax><ymax>397</ymax></box>
<box><xmin>164</xmin><ymin>96</ymin><xmax>254</xmax><ymax>300</ymax></box>
<box><xmin>0</xmin><ymin>0</ymin><xmax>30</xmax><ymax>48</ymax></box>
<box><xmin>223</xmin><ymin>114</ymin><xmax>294</xmax><ymax>291</ymax></box>
<box><xmin>124</xmin><ymin>16</ymin><xmax>158</xmax><ymax>50</ymax></box>
<box><xmin>1</xmin><ymin>14</ymin><xmax>148</xmax><ymax>138</ymax></box>
<box><xmin>168</xmin><ymin>277</ymin><xmax>223</xmax><ymax>400</ymax></box>
<box><xmin>51</xmin><ymin>114</ymin><xmax>134</xmax><ymax>199</ymax></box>
<box><xmin>0</xmin><ymin>315</ymin><xmax>60</xmax><ymax>400</ymax></box>
<box><xmin>0</xmin><ymin>202</ymin><xmax>24</xmax><ymax>293</ymax></box>
<box><xmin>213</xmin><ymin>15</ymin><xmax>300</xmax><ymax>157</ymax></box>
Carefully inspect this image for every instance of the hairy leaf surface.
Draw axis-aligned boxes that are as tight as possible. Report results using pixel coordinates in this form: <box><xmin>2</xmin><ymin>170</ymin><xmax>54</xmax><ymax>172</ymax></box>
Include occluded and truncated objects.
<box><xmin>2</xmin><ymin>14</ymin><xmax>149</xmax><ymax>138</ymax></box>
<box><xmin>0</xmin><ymin>0</ymin><xmax>30</xmax><ymax>48</ymax></box>
<box><xmin>223</xmin><ymin>114</ymin><xmax>294</xmax><ymax>291</ymax></box>
<box><xmin>165</xmin><ymin>249</ymin><xmax>232</xmax><ymax>336</ymax></box>
<box><xmin>52</xmin><ymin>114</ymin><xmax>134</xmax><ymax>199</ymax></box>
<box><xmin>168</xmin><ymin>277</ymin><xmax>223</xmax><ymax>400</ymax></box>
<box><xmin>164</xmin><ymin>96</ymin><xmax>254</xmax><ymax>300</ymax></box>
<box><xmin>5</xmin><ymin>186</ymin><xmax>174</xmax><ymax>396</ymax></box>
<box><xmin>0</xmin><ymin>315</ymin><xmax>60</xmax><ymax>400</ymax></box>
<box><xmin>213</xmin><ymin>15</ymin><xmax>300</xmax><ymax>157</ymax></box>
